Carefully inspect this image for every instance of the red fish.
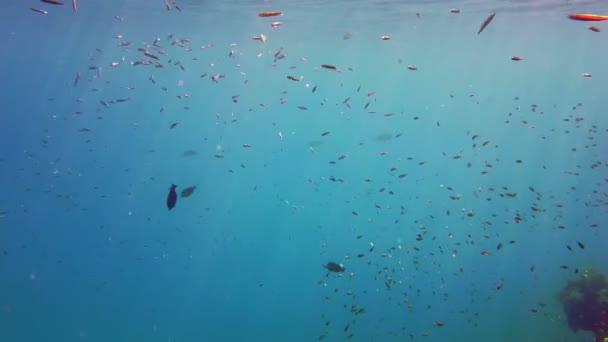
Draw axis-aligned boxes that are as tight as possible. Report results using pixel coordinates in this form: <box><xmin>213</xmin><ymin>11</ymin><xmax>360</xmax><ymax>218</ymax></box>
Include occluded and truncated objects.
<box><xmin>568</xmin><ymin>13</ymin><xmax>608</xmax><ymax>21</ymax></box>
<box><xmin>258</xmin><ymin>11</ymin><xmax>282</xmax><ymax>17</ymax></box>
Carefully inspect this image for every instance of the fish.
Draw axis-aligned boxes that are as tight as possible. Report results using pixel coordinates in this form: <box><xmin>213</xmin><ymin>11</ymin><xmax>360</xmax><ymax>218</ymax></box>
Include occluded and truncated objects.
<box><xmin>252</xmin><ymin>34</ymin><xmax>267</xmax><ymax>42</ymax></box>
<box><xmin>211</xmin><ymin>74</ymin><xmax>224</xmax><ymax>82</ymax></box>
<box><xmin>40</xmin><ymin>0</ymin><xmax>64</xmax><ymax>5</ymax></box>
<box><xmin>258</xmin><ymin>11</ymin><xmax>282</xmax><ymax>17</ymax></box>
<box><xmin>180</xmin><ymin>186</ymin><xmax>196</xmax><ymax>198</ymax></box>
<box><xmin>73</xmin><ymin>72</ymin><xmax>80</xmax><ymax>86</ymax></box>
<box><xmin>166</xmin><ymin>184</ymin><xmax>177</xmax><ymax>210</ymax></box>
<box><xmin>72</xmin><ymin>0</ymin><xmax>77</xmax><ymax>12</ymax></box>
<box><xmin>30</xmin><ymin>7</ymin><xmax>48</xmax><ymax>14</ymax></box>
<box><xmin>568</xmin><ymin>13</ymin><xmax>608</xmax><ymax>21</ymax></box>
<box><xmin>321</xmin><ymin>64</ymin><xmax>337</xmax><ymax>70</ymax></box>
<box><xmin>144</xmin><ymin>51</ymin><xmax>160</xmax><ymax>60</ymax></box>
<box><xmin>478</xmin><ymin>13</ymin><xmax>496</xmax><ymax>34</ymax></box>
<box><xmin>324</xmin><ymin>262</ymin><xmax>345</xmax><ymax>273</ymax></box>
<box><xmin>286</xmin><ymin>75</ymin><xmax>300</xmax><ymax>81</ymax></box>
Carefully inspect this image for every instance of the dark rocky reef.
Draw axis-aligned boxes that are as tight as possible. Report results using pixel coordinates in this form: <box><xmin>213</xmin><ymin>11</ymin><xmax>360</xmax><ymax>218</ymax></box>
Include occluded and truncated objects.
<box><xmin>559</xmin><ymin>268</ymin><xmax>608</xmax><ymax>342</ymax></box>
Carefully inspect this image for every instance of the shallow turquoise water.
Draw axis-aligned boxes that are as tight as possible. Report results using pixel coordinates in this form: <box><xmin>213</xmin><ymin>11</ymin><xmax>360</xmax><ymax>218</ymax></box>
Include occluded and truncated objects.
<box><xmin>0</xmin><ymin>1</ymin><xmax>607</xmax><ymax>341</ymax></box>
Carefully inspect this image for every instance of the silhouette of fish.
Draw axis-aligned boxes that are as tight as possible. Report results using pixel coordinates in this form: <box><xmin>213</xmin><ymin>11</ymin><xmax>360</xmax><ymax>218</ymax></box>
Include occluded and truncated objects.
<box><xmin>181</xmin><ymin>186</ymin><xmax>196</xmax><ymax>198</ymax></box>
<box><xmin>167</xmin><ymin>184</ymin><xmax>177</xmax><ymax>210</ymax></box>
<box><xmin>478</xmin><ymin>13</ymin><xmax>496</xmax><ymax>34</ymax></box>
<box><xmin>324</xmin><ymin>262</ymin><xmax>345</xmax><ymax>273</ymax></box>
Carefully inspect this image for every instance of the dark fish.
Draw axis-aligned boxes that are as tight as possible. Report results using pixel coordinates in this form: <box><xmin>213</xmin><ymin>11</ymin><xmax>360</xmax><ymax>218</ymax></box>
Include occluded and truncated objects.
<box><xmin>144</xmin><ymin>51</ymin><xmax>160</xmax><ymax>60</ymax></box>
<box><xmin>181</xmin><ymin>186</ymin><xmax>196</xmax><ymax>198</ymax></box>
<box><xmin>30</xmin><ymin>7</ymin><xmax>48</xmax><ymax>14</ymax></box>
<box><xmin>324</xmin><ymin>262</ymin><xmax>345</xmax><ymax>273</ymax></box>
<box><xmin>478</xmin><ymin>13</ymin><xmax>496</xmax><ymax>34</ymax></box>
<box><xmin>167</xmin><ymin>184</ymin><xmax>177</xmax><ymax>210</ymax></box>
<box><xmin>41</xmin><ymin>0</ymin><xmax>64</xmax><ymax>5</ymax></box>
<box><xmin>73</xmin><ymin>72</ymin><xmax>80</xmax><ymax>87</ymax></box>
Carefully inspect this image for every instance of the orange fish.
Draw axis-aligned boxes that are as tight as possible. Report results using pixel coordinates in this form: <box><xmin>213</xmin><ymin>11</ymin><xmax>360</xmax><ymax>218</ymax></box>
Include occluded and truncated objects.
<box><xmin>511</xmin><ymin>56</ymin><xmax>523</xmax><ymax>61</ymax></box>
<box><xmin>259</xmin><ymin>11</ymin><xmax>282</xmax><ymax>17</ymax></box>
<box><xmin>589</xmin><ymin>26</ymin><xmax>601</xmax><ymax>32</ymax></box>
<box><xmin>568</xmin><ymin>13</ymin><xmax>608</xmax><ymax>21</ymax></box>
<box><xmin>480</xmin><ymin>251</ymin><xmax>490</xmax><ymax>256</ymax></box>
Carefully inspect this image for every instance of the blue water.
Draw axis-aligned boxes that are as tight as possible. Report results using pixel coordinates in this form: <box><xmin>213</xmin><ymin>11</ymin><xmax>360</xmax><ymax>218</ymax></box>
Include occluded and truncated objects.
<box><xmin>1</xmin><ymin>0</ymin><xmax>607</xmax><ymax>341</ymax></box>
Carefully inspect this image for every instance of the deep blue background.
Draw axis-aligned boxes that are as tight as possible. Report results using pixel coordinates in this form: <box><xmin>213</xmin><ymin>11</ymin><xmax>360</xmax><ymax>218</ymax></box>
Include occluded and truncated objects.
<box><xmin>0</xmin><ymin>0</ymin><xmax>607</xmax><ymax>341</ymax></box>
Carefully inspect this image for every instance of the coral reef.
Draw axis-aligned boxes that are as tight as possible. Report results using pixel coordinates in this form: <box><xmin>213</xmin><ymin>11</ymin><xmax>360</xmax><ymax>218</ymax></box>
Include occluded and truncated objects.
<box><xmin>559</xmin><ymin>268</ymin><xmax>608</xmax><ymax>342</ymax></box>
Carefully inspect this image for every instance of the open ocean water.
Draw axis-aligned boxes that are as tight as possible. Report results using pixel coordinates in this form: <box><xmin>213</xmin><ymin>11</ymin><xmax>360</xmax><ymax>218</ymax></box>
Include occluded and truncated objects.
<box><xmin>1</xmin><ymin>0</ymin><xmax>608</xmax><ymax>341</ymax></box>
